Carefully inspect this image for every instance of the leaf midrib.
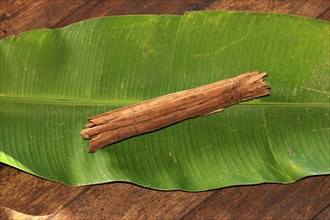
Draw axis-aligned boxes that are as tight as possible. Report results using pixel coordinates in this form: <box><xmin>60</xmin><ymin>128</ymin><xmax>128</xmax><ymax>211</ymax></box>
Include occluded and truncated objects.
<box><xmin>0</xmin><ymin>94</ymin><xmax>329</xmax><ymax>107</ymax></box>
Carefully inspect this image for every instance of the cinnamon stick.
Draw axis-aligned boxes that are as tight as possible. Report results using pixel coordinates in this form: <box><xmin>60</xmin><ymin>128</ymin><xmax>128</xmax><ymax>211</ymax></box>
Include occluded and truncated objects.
<box><xmin>81</xmin><ymin>71</ymin><xmax>270</xmax><ymax>152</ymax></box>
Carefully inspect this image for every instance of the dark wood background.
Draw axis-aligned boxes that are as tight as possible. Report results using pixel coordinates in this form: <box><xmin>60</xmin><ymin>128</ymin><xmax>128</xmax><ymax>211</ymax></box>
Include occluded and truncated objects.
<box><xmin>0</xmin><ymin>0</ymin><xmax>329</xmax><ymax>219</ymax></box>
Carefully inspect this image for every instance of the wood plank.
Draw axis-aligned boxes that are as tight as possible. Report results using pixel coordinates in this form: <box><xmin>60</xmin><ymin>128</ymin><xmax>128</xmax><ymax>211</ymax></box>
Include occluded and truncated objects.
<box><xmin>0</xmin><ymin>0</ymin><xmax>208</xmax><ymax>39</ymax></box>
<box><xmin>316</xmin><ymin>6</ymin><xmax>330</xmax><ymax>20</ymax></box>
<box><xmin>181</xmin><ymin>176</ymin><xmax>330</xmax><ymax>219</ymax></box>
<box><xmin>50</xmin><ymin>183</ymin><xmax>213</xmax><ymax>219</ymax></box>
<box><xmin>1</xmin><ymin>0</ymin><xmax>329</xmax><ymax>39</ymax></box>
<box><xmin>0</xmin><ymin>0</ymin><xmax>88</xmax><ymax>38</ymax></box>
<box><xmin>50</xmin><ymin>177</ymin><xmax>330</xmax><ymax>219</ymax></box>
<box><xmin>313</xmin><ymin>205</ymin><xmax>330</xmax><ymax>220</ymax></box>
<box><xmin>0</xmin><ymin>165</ymin><xmax>90</xmax><ymax>216</ymax></box>
<box><xmin>206</xmin><ymin>0</ymin><xmax>330</xmax><ymax>19</ymax></box>
<box><xmin>99</xmin><ymin>0</ymin><xmax>212</xmax><ymax>15</ymax></box>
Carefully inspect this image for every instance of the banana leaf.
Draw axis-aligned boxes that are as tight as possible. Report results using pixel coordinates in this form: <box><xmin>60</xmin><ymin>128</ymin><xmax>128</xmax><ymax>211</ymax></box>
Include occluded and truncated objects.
<box><xmin>0</xmin><ymin>11</ymin><xmax>329</xmax><ymax>191</ymax></box>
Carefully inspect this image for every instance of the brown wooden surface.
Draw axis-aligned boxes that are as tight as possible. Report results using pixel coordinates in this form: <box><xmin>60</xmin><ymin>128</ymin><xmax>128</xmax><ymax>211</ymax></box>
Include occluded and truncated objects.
<box><xmin>0</xmin><ymin>0</ymin><xmax>329</xmax><ymax>219</ymax></box>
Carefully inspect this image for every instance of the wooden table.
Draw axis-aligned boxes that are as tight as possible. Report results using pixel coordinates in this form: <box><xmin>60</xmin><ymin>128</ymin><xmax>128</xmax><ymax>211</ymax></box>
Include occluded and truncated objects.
<box><xmin>1</xmin><ymin>1</ymin><xmax>329</xmax><ymax>219</ymax></box>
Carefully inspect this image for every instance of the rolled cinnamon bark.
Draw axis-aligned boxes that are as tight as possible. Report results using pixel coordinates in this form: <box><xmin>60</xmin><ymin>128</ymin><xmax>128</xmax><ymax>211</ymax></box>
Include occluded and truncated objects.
<box><xmin>81</xmin><ymin>71</ymin><xmax>270</xmax><ymax>152</ymax></box>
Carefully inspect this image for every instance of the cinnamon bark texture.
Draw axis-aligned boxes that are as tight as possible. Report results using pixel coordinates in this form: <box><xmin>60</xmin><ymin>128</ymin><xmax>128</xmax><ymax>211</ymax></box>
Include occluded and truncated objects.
<box><xmin>81</xmin><ymin>71</ymin><xmax>270</xmax><ymax>152</ymax></box>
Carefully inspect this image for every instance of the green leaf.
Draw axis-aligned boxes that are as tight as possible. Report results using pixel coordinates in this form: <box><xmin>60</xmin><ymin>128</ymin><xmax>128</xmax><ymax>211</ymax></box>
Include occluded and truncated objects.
<box><xmin>0</xmin><ymin>11</ymin><xmax>329</xmax><ymax>191</ymax></box>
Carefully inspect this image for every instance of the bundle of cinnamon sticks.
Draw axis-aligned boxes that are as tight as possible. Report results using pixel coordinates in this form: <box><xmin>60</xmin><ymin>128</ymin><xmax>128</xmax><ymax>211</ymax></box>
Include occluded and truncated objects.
<box><xmin>81</xmin><ymin>71</ymin><xmax>270</xmax><ymax>152</ymax></box>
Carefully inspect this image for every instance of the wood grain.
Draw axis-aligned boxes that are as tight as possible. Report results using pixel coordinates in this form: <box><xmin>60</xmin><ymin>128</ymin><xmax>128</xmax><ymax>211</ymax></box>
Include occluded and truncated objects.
<box><xmin>51</xmin><ymin>183</ymin><xmax>213</xmax><ymax>219</ymax></box>
<box><xmin>0</xmin><ymin>0</ymin><xmax>329</xmax><ymax>219</ymax></box>
<box><xmin>0</xmin><ymin>165</ymin><xmax>90</xmax><ymax>216</ymax></box>
<box><xmin>314</xmin><ymin>205</ymin><xmax>330</xmax><ymax>220</ymax></box>
<box><xmin>207</xmin><ymin>0</ymin><xmax>330</xmax><ymax>18</ymax></box>
<box><xmin>182</xmin><ymin>176</ymin><xmax>330</xmax><ymax>219</ymax></box>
